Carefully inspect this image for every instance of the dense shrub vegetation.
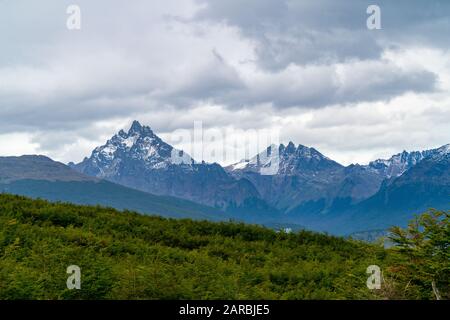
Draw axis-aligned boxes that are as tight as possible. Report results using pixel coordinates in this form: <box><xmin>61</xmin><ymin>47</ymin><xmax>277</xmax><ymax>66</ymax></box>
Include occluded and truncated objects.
<box><xmin>385</xmin><ymin>210</ymin><xmax>449</xmax><ymax>299</ymax></box>
<box><xmin>0</xmin><ymin>194</ymin><xmax>447</xmax><ymax>299</ymax></box>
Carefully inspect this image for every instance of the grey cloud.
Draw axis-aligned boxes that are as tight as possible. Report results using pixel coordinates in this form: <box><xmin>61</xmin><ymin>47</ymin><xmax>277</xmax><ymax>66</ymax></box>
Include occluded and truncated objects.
<box><xmin>164</xmin><ymin>58</ymin><xmax>437</xmax><ymax>109</ymax></box>
<box><xmin>159</xmin><ymin>50</ymin><xmax>246</xmax><ymax>106</ymax></box>
<box><xmin>0</xmin><ymin>0</ymin><xmax>448</xmax><ymax>164</ymax></box>
<box><xmin>194</xmin><ymin>0</ymin><xmax>450</xmax><ymax>70</ymax></box>
<box><xmin>0</xmin><ymin>0</ymin><xmax>443</xmax><ymax>133</ymax></box>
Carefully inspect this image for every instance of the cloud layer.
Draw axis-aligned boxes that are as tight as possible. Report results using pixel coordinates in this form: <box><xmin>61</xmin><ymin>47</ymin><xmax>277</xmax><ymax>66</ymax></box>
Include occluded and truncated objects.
<box><xmin>0</xmin><ymin>0</ymin><xmax>449</xmax><ymax>165</ymax></box>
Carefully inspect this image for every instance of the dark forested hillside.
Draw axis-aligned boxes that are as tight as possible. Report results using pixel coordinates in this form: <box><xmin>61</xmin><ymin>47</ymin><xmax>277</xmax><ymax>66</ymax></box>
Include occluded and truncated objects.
<box><xmin>0</xmin><ymin>194</ymin><xmax>389</xmax><ymax>300</ymax></box>
<box><xmin>0</xmin><ymin>179</ymin><xmax>228</xmax><ymax>221</ymax></box>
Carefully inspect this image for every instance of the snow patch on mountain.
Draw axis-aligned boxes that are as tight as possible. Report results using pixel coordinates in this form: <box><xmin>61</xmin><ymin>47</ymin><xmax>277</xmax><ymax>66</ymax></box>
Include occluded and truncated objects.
<box><xmin>367</xmin><ymin>144</ymin><xmax>450</xmax><ymax>178</ymax></box>
<box><xmin>83</xmin><ymin>121</ymin><xmax>194</xmax><ymax>175</ymax></box>
<box><xmin>227</xmin><ymin>142</ymin><xmax>342</xmax><ymax>175</ymax></box>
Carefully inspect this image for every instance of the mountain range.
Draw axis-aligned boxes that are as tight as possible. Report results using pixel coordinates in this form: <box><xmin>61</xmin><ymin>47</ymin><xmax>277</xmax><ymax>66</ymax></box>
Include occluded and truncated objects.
<box><xmin>70</xmin><ymin>121</ymin><xmax>276</xmax><ymax>220</ymax></box>
<box><xmin>1</xmin><ymin>121</ymin><xmax>448</xmax><ymax>235</ymax></box>
<box><xmin>226</xmin><ymin>141</ymin><xmax>450</xmax><ymax>233</ymax></box>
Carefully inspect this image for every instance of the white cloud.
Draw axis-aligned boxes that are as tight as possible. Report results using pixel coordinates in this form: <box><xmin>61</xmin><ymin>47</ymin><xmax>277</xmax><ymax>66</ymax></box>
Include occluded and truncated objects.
<box><xmin>0</xmin><ymin>133</ymin><xmax>39</xmax><ymax>156</ymax></box>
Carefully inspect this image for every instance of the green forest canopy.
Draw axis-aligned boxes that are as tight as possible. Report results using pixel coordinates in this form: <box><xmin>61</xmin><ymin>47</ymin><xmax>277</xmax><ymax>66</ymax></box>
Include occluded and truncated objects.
<box><xmin>0</xmin><ymin>194</ymin><xmax>447</xmax><ymax>300</ymax></box>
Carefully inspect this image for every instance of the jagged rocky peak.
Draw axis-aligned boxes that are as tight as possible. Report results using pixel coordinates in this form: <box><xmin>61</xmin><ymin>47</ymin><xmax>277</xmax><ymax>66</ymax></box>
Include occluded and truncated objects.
<box><xmin>70</xmin><ymin>120</ymin><xmax>266</xmax><ymax>209</ymax></box>
<box><xmin>229</xmin><ymin>141</ymin><xmax>341</xmax><ymax>174</ymax></box>
<box><xmin>127</xmin><ymin>120</ymin><xmax>154</xmax><ymax>136</ymax></box>
<box><xmin>367</xmin><ymin>143</ymin><xmax>450</xmax><ymax>178</ymax></box>
<box><xmin>109</xmin><ymin>121</ymin><xmax>158</xmax><ymax>147</ymax></box>
<box><xmin>435</xmin><ymin>144</ymin><xmax>450</xmax><ymax>157</ymax></box>
<box><xmin>278</xmin><ymin>142</ymin><xmax>330</xmax><ymax>160</ymax></box>
<box><xmin>280</xmin><ymin>141</ymin><xmax>296</xmax><ymax>154</ymax></box>
<box><xmin>78</xmin><ymin>121</ymin><xmax>194</xmax><ymax>174</ymax></box>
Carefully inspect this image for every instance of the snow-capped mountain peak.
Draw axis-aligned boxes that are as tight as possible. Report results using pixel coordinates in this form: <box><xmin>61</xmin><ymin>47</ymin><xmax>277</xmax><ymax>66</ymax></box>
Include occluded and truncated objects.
<box><xmin>81</xmin><ymin>121</ymin><xmax>194</xmax><ymax>177</ymax></box>
<box><xmin>228</xmin><ymin>142</ymin><xmax>341</xmax><ymax>175</ymax></box>
<box><xmin>368</xmin><ymin>144</ymin><xmax>450</xmax><ymax>178</ymax></box>
<box><xmin>70</xmin><ymin>121</ymin><xmax>266</xmax><ymax>210</ymax></box>
<box><xmin>436</xmin><ymin>144</ymin><xmax>450</xmax><ymax>156</ymax></box>
<box><xmin>128</xmin><ymin>120</ymin><xmax>154</xmax><ymax>136</ymax></box>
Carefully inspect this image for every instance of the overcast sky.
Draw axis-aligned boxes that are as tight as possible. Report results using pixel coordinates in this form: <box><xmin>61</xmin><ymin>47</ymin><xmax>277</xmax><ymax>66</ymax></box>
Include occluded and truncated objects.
<box><xmin>1</xmin><ymin>0</ymin><xmax>449</xmax><ymax>165</ymax></box>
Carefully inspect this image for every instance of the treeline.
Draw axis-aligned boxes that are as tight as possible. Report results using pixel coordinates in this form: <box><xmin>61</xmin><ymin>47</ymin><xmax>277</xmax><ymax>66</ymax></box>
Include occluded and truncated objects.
<box><xmin>0</xmin><ymin>194</ymin><xmax>447</xmax><ymax>299</ymax></box>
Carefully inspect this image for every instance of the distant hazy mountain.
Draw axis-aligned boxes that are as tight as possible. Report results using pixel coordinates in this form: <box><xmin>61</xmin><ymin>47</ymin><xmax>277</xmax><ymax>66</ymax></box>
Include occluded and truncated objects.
<box><xmin>0</xmin><ymin>155</ymin><xmax>96</xmax><ymax>183</ymax></box>
<box><xmin>0</xmin><ymin>155</ymin><xmax>228</xmax><ymax>221</ymax></box>
<box><xmin>347</xmin><ymin>146</ymin><xmax>450</xmax><ymax>230</ymax></box>
<box><xmin>71</xmin><ymin>121</ymin><xmax>276</xmax><ymax>217</ymax></box>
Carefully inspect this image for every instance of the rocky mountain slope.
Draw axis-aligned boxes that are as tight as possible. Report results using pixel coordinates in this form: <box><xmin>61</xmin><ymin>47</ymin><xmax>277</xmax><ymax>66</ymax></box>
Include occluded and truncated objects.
<box><xmin>228</xmin><ymin>142</ymin><xmax>450</xmax><ymax>218</ymax></box>
<box><xmin>71</xmin><ymin>121</ymin><xmax>276</xmax><ymax>216</ymax></box>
